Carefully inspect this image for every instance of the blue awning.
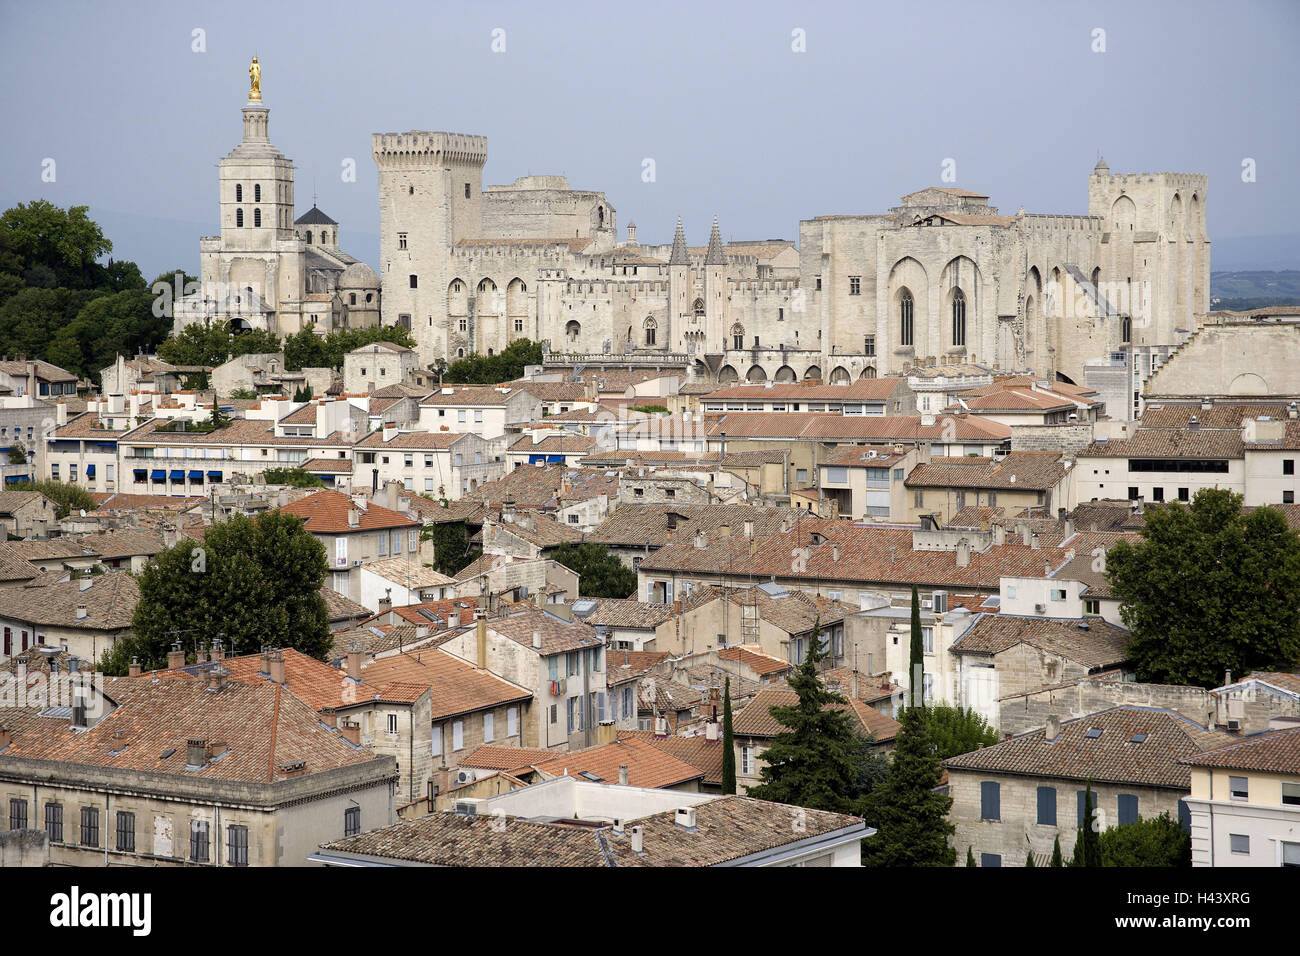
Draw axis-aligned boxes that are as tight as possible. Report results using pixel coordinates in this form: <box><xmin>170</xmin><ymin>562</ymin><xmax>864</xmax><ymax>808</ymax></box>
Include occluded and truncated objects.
<box><xmin>169</xmin><ymin>470</ymin><xmax>185</xmax><ymax>480</ymax></box>
<box><xmin>4</xmin><ymin>475</ymin><xmax>24</xmax><ymax>483</ymax></box>
<box><xmin>207</xmin><ymin>470</ymin><xmax>222</xmax><ymax>479</ymax></box>
<box><xmin>85</xmin><ymin>464</ymin><xmax>95</xmax><ymax>477</ymax></box>
<box><xmin>133</xmin><ymin>469</ymin><xmax>147</xmax><ymax>478</ymax></box>
<box><xmin>188</xmin><ymin>470</ymin><xmax>203</xmax><ymax>480</ymax></box>
<box><xmin>150</xmin><ymin>469</ymin><xmax>166</xmax><ymax>480</ymax></box>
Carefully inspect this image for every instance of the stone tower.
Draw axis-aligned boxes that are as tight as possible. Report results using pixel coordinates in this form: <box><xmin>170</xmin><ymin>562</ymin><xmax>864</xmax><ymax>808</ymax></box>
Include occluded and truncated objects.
<box><xmin>704</xmin><ymin>216</ymin><xmax>727</xmax><ymax>348</ymax></box>
<box><xmin>372</xmin><ymin>131</ymin><xmax>489</xmax><ymax>361</ymax></box>
<box><xmin>668</xmin><ymin>218</ymin><xmax>692</xmax><ymax>351</ymax></box>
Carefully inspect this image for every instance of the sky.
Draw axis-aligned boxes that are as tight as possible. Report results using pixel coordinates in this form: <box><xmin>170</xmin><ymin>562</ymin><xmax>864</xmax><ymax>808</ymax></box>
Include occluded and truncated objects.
<box><xmin>2</xmin><ymin>0</ymin><xmax>1298</xmax><ymax>277</ymax></box>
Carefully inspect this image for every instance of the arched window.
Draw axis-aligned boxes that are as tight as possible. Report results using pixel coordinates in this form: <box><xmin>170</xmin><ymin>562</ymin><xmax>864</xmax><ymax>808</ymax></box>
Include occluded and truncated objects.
<box><xmin>305</xmin><ymin>230</ymin><xmax>312</xmax><ymax>244</ymax></box>
<box><xmin>952</xmin><ymin>289</ymin><xmax>966</xmax><ymax>347</ymax></box>
<box><xmin>236</xmin><ymin>208</ymin><xmax>244</xmax><ymax>228</ymax></box>
<box><xmin>254</xmin><ymin>184</ymin><xmax>261</xmax><ymax>203</ymax></box>
<box><xmin>565</xmin><ymin>320</ymin><xmax>581</xmax><ymax>343</ymax></box>
<box><xmin>1122</xmin><ymin>315</ymin><xmax>1132</xmax><ymax>344</ymax></box>
<box><xmin>598</xmin><ymin>207</ymin><xmax>605</xmax><ymax>228</ymax></box>
<box><xmin>253</xmin><ymin>208</ymin><xmax>261</xmax><ymax>228</ymax></box>
<box><xmin>900</xmin><ymin>291</ymin><xmax>914</xmax><ymax>346</ymax></box>
<box><xmin>235</xmin><ymin>184</ymin><xmax>242</xmax><ymax>202</ymax></box>
<box><xmin>731</xmin><ymin>323</ymin><xmax>745</xmax><ymax>350</ymax></box>
<box><xmin>693</xmin><ymin>299</ymin><xmax>705</xmax><ymax>319</ymax></box>
<box><xmin>643</xmin><ymin>316</ymin><xmax>657</xmax><ymax>347</ymax></box>
<box><xmin>349</xmin><ymin>293</ymin><xmax>356</xmax><ymax>306</ymax></box>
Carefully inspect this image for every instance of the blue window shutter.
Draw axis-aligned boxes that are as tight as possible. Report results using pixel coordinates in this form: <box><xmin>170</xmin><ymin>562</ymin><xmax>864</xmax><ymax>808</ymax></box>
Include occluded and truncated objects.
<box><xmin>1118</xmin><ymin>794</ymin><xmax>1138</xmax><ymax>825</ymax></box>
<box><xmin>1037</xmin><ymin>786</ymin><xmax>1056</xmax><ymax>826</ymax></box>
<box><xmin>981</xmin><ymin>781</ymin><xmax>1000</xmax><ymax>820</ymax></box>
<box><xmin>1077</xmin><ymin>790</ymin><xmax>1088</xmax><ymax>827</ymax></box>
<box><xmin>1177</xmin><ymin>799</ymin><xmax>1191</xmax><ymax>833</ymax></box>
<box><xmin>980</xmin><ymin>853</ymin><xmax>1002</xmax><ymax>867</ymax></box>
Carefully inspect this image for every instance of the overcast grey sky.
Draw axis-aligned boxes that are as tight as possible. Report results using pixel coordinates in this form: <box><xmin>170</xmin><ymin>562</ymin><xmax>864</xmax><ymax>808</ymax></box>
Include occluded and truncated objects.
<box><xmin>2</xmin><ymin>0</ymin><xmax>1297</xmax><ymax>276</ymax></box>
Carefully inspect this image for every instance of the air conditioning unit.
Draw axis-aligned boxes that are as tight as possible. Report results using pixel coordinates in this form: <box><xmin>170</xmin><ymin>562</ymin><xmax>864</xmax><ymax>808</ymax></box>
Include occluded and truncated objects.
<box><xmin>1226</xmin><ymin>719</ymin><xmax>1242</xmax><ymax>731</ymax></box>
<box><xmin>549</xmin><ymin>679</ymin><xmax>567</xmax><ymax>696</ymax></box>
<box><xmin>1034</xmin><ymin>603</ymin><xmax>1046</xmax><ymax>615</ymax></box>
<box><xmin>456</xmin><ymin>769</ymin><xmax>476</xmax><ymax>785</ymax></box>
<box><xmin>453</xmin><ymin>799</ymin><xmax>481</xmax><ymax>817</ymax></box>
<box><xmin>352</xmin><ymin>560</ymin><xmax>363</xmax><ymax>567</ymax></box>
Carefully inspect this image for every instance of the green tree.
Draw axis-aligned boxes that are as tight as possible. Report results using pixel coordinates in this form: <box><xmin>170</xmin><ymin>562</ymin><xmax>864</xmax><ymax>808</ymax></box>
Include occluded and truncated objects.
<box><xmin>1098</xmin><ymin>813</ymin><xmax>1191</xmax><ymax>867</ymax></box>
<box><xmin>1107</xmin><ymin>489</ymin><xmax>1300</xmax><ymax>686</ymax></box>
<box><xmin>908</xmin><ymin>583</ymin><xmax>924</xmax><ymax>708</ymax></box>
<box><xmin>423</xmin><ymin>520</ymin><xmax>481</xmax><ymax>577</ymax></box>
<box><xmin>229</xmin><ymin>327</ymin><xmax>283</xmax><ymax>358</ymax></box>
<box><xmin>7</xmin><ymin>441</ymin><xmax>27</xmax><ymax>465</ymax></box>
<box><xmin>12</xmin><ymin>478</ymin><xmax>96</xmax><ymax>518</ymax></box>
<box><xmin>292</xmin><ymin>384</ymin><xmax>313</xmax><ymax>402</ymax></box>
<box><xmin>914</xmin><ymin>704</ymin><xmax>1001</xmax><ymax>761</ymax></box>
<box><xmin>862</xmin><ymin>706</ymin><xmax>956</xmax><ymax>867</ymax></box>
<box><xmin>119</xmin><ymin>510</ymin><xmax>331</xmax><ymax>671</ymax></box>
<box><xmin>1025</xmin><ymin>849</ymin><xmax>1037</xmax><ymax>867</ymax></box>
<box><xmin>261</xmin><ymin>466</ymin><xmax>326</xmax><ymax>488</ymax></box>
<box><xmin>1049</xmin><ymin>834</ymin><xmax>1064</xmax><ymax>867</ymax></box>
<box><xmin>550</xmin><ymin>542</ymin><xmax>638</xmax><ymax>599</ymax></box>
<box><xmin>443</xmin><ymin>338</ymin><xmax>543</xmax><ymax>384</ymax></box>
<box><xmin>0</xmin><ymin>200</ymin><xmax>111</xmax><ymax>289</ymax></box>
<box><xmin>228</xmin><ymin>387</ymin><xmax>259</xmax><ymax>400</ymax></box>
<box><xmin>747</xmin><ymin>621</ymin><xmax>868</xmax><ymax>815</ymax></box>
<box><xmin>721</xmin><ymin>676</ymin><xmax>737</xmax><ymax>795</ymax></box>
<box><xmin>282</xmin><ymin>327</ymin><xmax>330</xmax><ymax>371</ymax></box>
<box><xmin>1071</xmin><ymin>782</ymin><xmax>1102</xmax><ymax>867</ymax></box>
<box><xmin>966</xmin><ymin>846</ymin><xmax>976</xmax><ymax>867</ymax></box>
<box><xmin>158</xmin><ymin>320</ymin><xmax>234</xmax><ymax>367</ymax></box>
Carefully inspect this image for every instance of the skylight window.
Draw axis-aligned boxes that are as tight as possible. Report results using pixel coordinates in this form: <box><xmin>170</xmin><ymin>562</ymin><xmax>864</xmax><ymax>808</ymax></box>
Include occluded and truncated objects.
<box><xmin>1130</xmin><ymin>733</ymin><xmax>1148</xmax><ymax>744</ymax></box>
<box><xmin>1085</xmin><ymin>728</ymin><xmax>1103</xmax><ymax>739</ymax></box>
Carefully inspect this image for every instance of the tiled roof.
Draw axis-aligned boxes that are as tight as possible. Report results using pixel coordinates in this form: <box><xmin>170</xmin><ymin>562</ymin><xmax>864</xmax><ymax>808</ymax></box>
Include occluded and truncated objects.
<box><xmin>301</xmin><ymin>456</ymin><xmax>353</xmax><ymax>473</ymax></box>
<box><xmin>1180</xmin><ymin>726</ymin><xmax>1300</xmax><ymax>774</ymax></box>
<box><xmin>89</xmin><ymin>492</ymin><xmax>204</xmax><ymax>511</ymax></box>
<box><xmin>532</xmin><ymin>736</ymin><xmax>704</xmax><ymax>788</ymax></box>
<box><xmin>279</xmin><ymin>404</ymin><xmax>318</xmax><ymax>425</ymax></box>
<box><xmin>0</xmin><ymin>358</ymin><xmax>77</xmax><ymax>382</ymax></box>
<box><xmin>73</xmin><ymin>528</ymin><xmax>167</xmax><ymax>560</ymax></box>
<box><xmin>0</xmin><ymin>490</ymin><xmax>54</xmax><ymax>515</ymax></box>
<box><xmin>0</xmin><ymin>543</ymin><xmax>38</xmax><ymax>582</ymax></box>
<box><xmin>716</xmin><ymin>646</ymin><xmax>793</xmax><ymax>677</ymax></box>
<box><xmin>703</xmin><ymin>412</ymin><xmax>1010</xmax><ymax>442</ymax></box>
<box><xmin>363</xmin><ymin>557</ymin><xmax>456</xmax><ymax>589</ymax></box>
<box><xmin>318</xmin><ymin>793</ymin><xmax>863</xmax><ymax>867</ymax></box>
<box><xmin>905</xmin><ymin>452</ymin><xmax>1066</xmax><ymax>491</ymax></box>
<box><xmin>121</xmin><ymin>417</ymin><xmax>349</xmax><ymax>448</ymax></box>
<box><xmin>0</xmin><ymin>571</ymin><xmax>138</xmax><ymax>629</ymax></box>
<box><xmin>359</xmin><ymin>649</ymin><xmax>531</xmax><ymax>720</ymax></box>
<box><xmin>1139</xmin><ymin>403</ymin><xmax>1294</xmax><ymax>429</ymax></box>
<box><xmin>508</xmin><ymin>434</ymin><xmax>601</xmax><ymax>454</ymax></box>
<box><xmin>281</xmin><ymin>491</ymin><xmax>419</xmax><ymax>533</ymax></box>
<box><xmin>703</xmin><ymin>379</ymin><xmax>905</xmax><ymax>403</ymax></box>
<box><xmin>419</xmin><ymin>386</ymin><xmax>527</xmax><ymax>407</ymax></box>
<box><xmin>945</xmin><ymin>706</ymin><xmax>1238</xmax><ymax>789</ymax></box>
<box><xmin>151</xmin><ymin>648</ymin><xmax>378</xmax><ymax>713</ymax></box>
<box><xmin>1078</xmin><ymin>428</ymin><xmax>1244</xmax><ymax>460</ymax></box>
<box><xmin>1238</xmin><ymin>672</ymin><xmax>1300</xmax><ymax>696</ymax></box>
<box><xmin>821</xmin><ymin>445</ymin><xmax>911</xmax><ymax>468</ymax></box>
<box><xmin>2</xmin><ymin>677</ymin><xmax>383</xmax><ymax>782</ymax></box>
<box><xmin>641</xmin><ymin>677</ymin><xmax>704</xmax><ymax>714</ymax></box>
<box><xmin>950</xmin><ymin>614</ymin><xmax>1130</xmax><ymax>669</ymax></box>
<box><xmin>319</xmin><ymin>585</ymin><xmax>372</xmax><ymax>623</ymax></box>
<box><xmin>353</xmin><ymin>430</ymin><xmax>465</xmax><ymax>449</ymax></box>
<box><xmin>605</xmin><ymin>650</ymin><xmax>672</xmax><ymax>683</ymax></box>
<box><xmin>486</xmin><ymin>606</ymin><xmax>603</xmax><ymax>656</ymax></box>
<box><xmin>1243</xmin><ymin>420</ymin><xmax>1300</xmax><ymax>451</ymax></box>
<box><xmin>734</xmin><ymin>687</ymin><xmax>901</xmax><ymax>742</ymax></box>
<box><xmin>4</xmin><ymin>537</ymin><xmax>98</xmax><ymax>562</ymax></box>
<box><xmin>460</xmin><ymin>744</ymin><xmax>560</xmax><ymax>771</ymax></box>
<box><xmin>51</xmin><ymin>411</ymin><xmax>131</xmax><ymax>439</ymax></box>
<box><xmin>588</xmin><ymin>503</ymin><xmax>794</xmax><ymax>549</ymax></box>
<box><xmin>577</xmin><ymin>599</ymin><xmax>676</xmax><ymax>630</ymax></box>
<box><xmin>500</xmin><ymin>380</ymin><xmax>588</xmax><ymax>403</ymax></box>
<box><xmin>635</xmin><ymin>732</ymin><xmax>728</xmax><ymax>785</ymax></box>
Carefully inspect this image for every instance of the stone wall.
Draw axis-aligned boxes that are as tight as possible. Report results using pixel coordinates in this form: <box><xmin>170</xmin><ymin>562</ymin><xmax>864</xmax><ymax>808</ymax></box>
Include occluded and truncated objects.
<box><xmin>1010</xmin><ymin>423</ymin><xmax>1096</xmax><ymax>455</ymax></box>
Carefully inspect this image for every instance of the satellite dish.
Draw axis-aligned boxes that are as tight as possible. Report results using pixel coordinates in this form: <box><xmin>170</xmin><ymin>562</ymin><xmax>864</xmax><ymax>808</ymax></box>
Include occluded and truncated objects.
<box><xmin>79</xmin><ymin>509</ymin><xmax>86</xmax><ymax>517</ymax></box>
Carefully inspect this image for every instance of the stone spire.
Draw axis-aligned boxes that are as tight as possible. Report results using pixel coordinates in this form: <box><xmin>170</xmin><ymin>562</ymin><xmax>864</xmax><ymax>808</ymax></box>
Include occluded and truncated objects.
<box><xmin>1093</xmin><ymin>155</ymin><xmax>1110</xmax><ymax>176</ymax></box>
<box><xmin>669</xmin><ymin>217</ymin><xmax>689</xmax><ymax>266</ymax></box>
<box><xmin>704</xmin><ymin>216</ymin><xmax>725</xmax><ymax>266</ymax></box>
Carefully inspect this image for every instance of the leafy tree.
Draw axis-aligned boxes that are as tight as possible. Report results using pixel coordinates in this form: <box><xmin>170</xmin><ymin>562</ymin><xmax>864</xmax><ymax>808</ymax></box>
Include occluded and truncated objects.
<box><xmin>1025</xmin><ymin>849</ymin><xmax>1037</xmax><ymax>867</ymax></box>
<box><xmin>7</xmin><ymin>441</ymin><xmax>26</xmax><ymax>465</ymax></box>
<box><xmin>862</xmin><ymin>705</ymin><xmax>956</xmax><ymax>867</ymax></box>
<box><xmin>158</xmin><ymin>320</ymin><xmax>234</xmax><ymax>367</ymax></box>
<box><xmin>261</xmin><ymin>466</ymin><xmax>326</xmax><ymax>488</ymax></box>
<box><xmin>283</xmin><ymin>327</ymin><xmax>330</xmax><ymax>371</ymax></box>
<box><xmin>443</xmin><ymin>338</ymin><xmax>543</xmax><ymax>384</ymax></box>
<box><xmin>1071</xmin><ymin>782</ymin><xmax>1102</xmax><ymax>867</ymax></box>
<box><xmin>423</xmin><ymin>520</ymin><xmax>480</xmax><ymax>577</ymax></box>
<box><xmin>908</xmin><ymin>583</ymin><xmax>924</xmax><ymax>708</ymax></box>
<box><xmin>0</xmin><ymin>200</ymin><xmax>111</xmax><ymax>289</ymax></box>
<box><xmin>748</xmin><ymin>622</ymin><xmax>868</xmax><ymax>815</ymax></box>
<box><xmin>117</xmin><ymin>510</ymin><xmax>331</xmax><ymax>671</ymax></box>
<box><xmin>1049</xmin><ymin>833</ymin><xmax>1064</xmax><ymax>867</ymax></box>
<box><xmin>284</xmin><ymin>324</ymin><xmax>416</xmax><ymax>371</ymax></box>
<box><xmin>11</xmin><ymin>478</ymin><xmax>96</xmax><ymax>518</ymax></box>
<box><xmin>550</xmin><ymin>542</ymin><xmax>637</xmax><ymax>599</ymax></box>
<box><xmin>966</xmin><ymin>846</ymin><xmax>976</xmax><ymax>867</ymax></box>
<box><xmin>1098</xmin><ymin>813</ymin><xmax>1191</xmax><ymax>867</ymax></box>
<box><xmin>230</xmin><ymin>327</ymin><xmax>283</xmax><ymax>358</ymax></box>
<box><xmin>1107</xmin><ymin>489</ymin><xmax>1300</xmax><ymax>686</ymax></box>
<box><xmin>721</xmin><ymin>676</ymin><xmax>737</xmax><ymax>795</ymax></box>
<box><xmin>228</xmin><ymin>387</ymin><xmax>259</xmax><ymax>400</ymax></box>
<box><xmin>913</xmin><ymin>704</ymin><xmax>1000</xmax><ymax>761</ymax></box>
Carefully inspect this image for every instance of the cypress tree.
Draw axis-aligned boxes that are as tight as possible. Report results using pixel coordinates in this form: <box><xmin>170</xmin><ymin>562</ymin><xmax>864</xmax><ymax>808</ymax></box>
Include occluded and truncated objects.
<box><xmin>747</xmin><ymin>619</ymin><xmax>864</xmax><ymax>814</ymax></box>
<box><xmin>721</xmin><ymin>676</ymin><xmax>737</xmax><ymax>795</ymax></box>
<box><xmin>909</xmin><ymin>583</ymin><xmax>924</xmax><ymax>709</ymax></box>
<box><xmin>1079</xmin><ymin>782</ymin><xmax>1102</xmax><ymax>867</ymax></box>
<box><xmin>1049</xmin><ymin>834</ymin><xmax>1064</xmax><ymax>867</ymax></box>
<box><xmin>862</xmin><ymin>706</ymin><xmax>956</xmax><ymax>867</ymax></box>
<box><xmin>966</xmin><ymin>846</ymin><xmax>976</xmax><ymax>867</ymax></box>
<box><xmin>1024</xmin><ymin>849</ymin><xmax>1037</xmax><ymax>867</ymax></box>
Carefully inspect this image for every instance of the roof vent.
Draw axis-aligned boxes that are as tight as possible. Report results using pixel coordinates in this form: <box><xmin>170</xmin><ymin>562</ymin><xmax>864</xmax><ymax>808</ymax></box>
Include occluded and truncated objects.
<box><xmin>674</xmin><ymin>807</ymin><xmax>697</xmax><ymax>831</ymax></box>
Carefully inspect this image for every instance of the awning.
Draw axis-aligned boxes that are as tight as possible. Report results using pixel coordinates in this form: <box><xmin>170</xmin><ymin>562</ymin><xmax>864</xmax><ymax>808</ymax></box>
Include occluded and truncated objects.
<box><xmin>4</xmin><ymin>475</ymin><xmax>24</xmax><ymax>483</ymax></box>
<box><xmin>85</xmin><ymin>464</ymin><xmax>95</xmax><ymax>477</ymax></box>
<box><xmin>133</xmin><ymin>469</ymin><xmax>147</xmax><ymax>478</ymax></box>
<box><xmin>150</xmin><ymin>469</ymin><xmax>166</xmax><ymax>480</ymax></box>
<box><xmin>207</xmin><ymin>470</ymin><xmax>222</xmax><ymax>479</ymax></box>
<box><xmin>188</xmin><ymin>470</ymin><xmax>203</xmax><ymax>480</ymax></box>
<box><xmin>169</xmin><ymin>470</ymin><xmax>184</xmax><ymax>480</ymax></box>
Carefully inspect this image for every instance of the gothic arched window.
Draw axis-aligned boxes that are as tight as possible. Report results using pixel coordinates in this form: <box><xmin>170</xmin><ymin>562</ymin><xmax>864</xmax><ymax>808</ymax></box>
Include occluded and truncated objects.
<box><xmin>643</xmin><ymin>316</ymin><xmax>657</xmax><ymax>347</ymax></box>
<box><xmin>900</xmin><ymin>290</ymin><xmax>914</xmax><ymax>346</ymax></box>
<box><xmin>305</xmin><ymin>230</ymin><xmax>312</xmax><ymax>244</ymax></box>
<box><xmin>693</xmin><ymin>299</ymin><xmax>705</xmax><ymax>319</ymax></box>
<box><xmin>732</xmin><ymin>323</ymin><xmax>745</xmax><ymax>350</ymax></box>
<box><xmin>952</xmin><ymin>289</ymin><xmax>966</xmax><ymax>347</ymax></box>
<box><xmin>1122</xmin><ymin>315</ymin><xmax>1132</xmax><ymax>344</ymax></box>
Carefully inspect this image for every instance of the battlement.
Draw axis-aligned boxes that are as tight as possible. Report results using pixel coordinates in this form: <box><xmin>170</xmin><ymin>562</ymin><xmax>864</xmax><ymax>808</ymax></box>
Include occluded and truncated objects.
<box><xmin>1021</xmin><ymin>214</ymin><xmax>1105</xmax><ymax>231</ymax></box>
<box><xmin>371</xmin><ymin>131</ymin><xmax>488</xmax><ymax>166</ymax></box>
<box><xmin>1089</xmin><ymin>171</ymin><xmax>1208</xmax><ymax>189</ymax></box>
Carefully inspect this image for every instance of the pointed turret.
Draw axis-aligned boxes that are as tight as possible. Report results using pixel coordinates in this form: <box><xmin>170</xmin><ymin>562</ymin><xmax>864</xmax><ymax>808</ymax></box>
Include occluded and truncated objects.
<box><xmin>1093</xmin><ymin>155</ymin><xmax>1110</xmax><ymax>176</ymax></box>
<box><xmin>704</xmin><ymin>216</ymin><xmax>726</xmax><ymax>266</ymax></box>
<box><xmin>669</xmin><ymin>218</ymin><xmax>690</xmax><ymax>265</ymax></box>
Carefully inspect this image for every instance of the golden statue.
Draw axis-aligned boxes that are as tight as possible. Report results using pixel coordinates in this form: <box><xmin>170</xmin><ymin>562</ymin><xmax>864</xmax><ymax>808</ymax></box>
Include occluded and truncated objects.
<box><xmin>249</xmin><ymin>56</ymin><xmax>262</xmax><ymax>101</ymax></box>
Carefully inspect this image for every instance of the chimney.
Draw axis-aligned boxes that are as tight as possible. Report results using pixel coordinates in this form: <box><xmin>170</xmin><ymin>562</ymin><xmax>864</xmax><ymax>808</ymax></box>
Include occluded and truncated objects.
<box><xmin>1031</xmin><ymin>533</ymin><xmax>1040</xmax><ymax>550</ymax></box>
<box><xmin>1045</xmin><ymin>714</ymin><xmax>1061</xmax><ymax>742</ymax></box>
<box><xmin>346</xmin><ymin>647</ymin><xmax>362</xmax><ymax>681</ymax></box>
<box><xmin>743</xmin><ymin>518</ymin><xmax>754</xmax><ymax>538</ymax></box>
<box><xmin>448</xmin><ymin>610</ymin><xmax>461</xmax><ymax>629</ymax></box>
<box><xmin>992</xmin><ymin>523</ymin><xmax>1006</xmax><ymax>546</ymax></box>
<box><xmin>618</xmin><ymin>764</ymin><xmax>629</xmax><ymax>786</ymax></box>
<box><xmin>674</xmin><ymin>807</ymin><xmax>697</xmax><ymax>830</ymax></box>
<box><xmin>267</xmin><ymin>649</ymin><xmax>286</xmax><ymax>684</ymax></box>
<box><xmin>1188</xmin><ymin>415</ymin><xmax>1200</xmax><ymax>432</ymax></box>
<box><xmin>75</xmin><ymin>603</ymin><xmax>89</xmax><ymax>621</ymax></box>
<box><xmin>206</xmin><ymin>665</ymin><xmax>228</xmax><ymax>692</ymax></box>
<box><xmin>694</xmin><ymin>530</ymin><xmax>707</xmax><ymax>549</ymax></box>
<box><xmin>186</xmin><ymin>738</ymin><xmax>207</xmax><ymax>767</ymax></box>
<box><xmin>78</xmin><ymin>577</ymin><xmax>92</xmax><ymax>592</ymax></box>
<box><xmin>477</xmin><ymin>614</ymin><xmax>487</xmax><ymax>668</ymax></box>
<box><xmin>1019</xmin><ymin>523</ymin><xmax>1031</xmax><ymax>546</ymax></box>
<box><xmin>0</xmin><ymin>725</ymin><xmax>10</xmax><ymax>751</ymax></box>
<box><xmin>705</xmin><ymin>718</ymin><xmax>720</xmax><ymax>741</ymax></box>
<box><xmin>347</xmin><ymin>508</ymin><xmax>361</xmax><ymax>528</ymax></box>
<box><xmin>167</xmin><ymin>642</ymin><xmax>185</xmax><ymax>669</ymax></box>
<box><xmin>502</xmin><ymin>495</ymin><xmax>516</xmax><ymax>521</ymax></box>
<box><xmin>597</xmin><ymin>721</ymin><xmax>617</xmax><ymax>744</ymax></box>
<box><xmin>71</xmin><ymin>684</ymin><xmax>88</xmax><ymax>730</ymax></box>
<box><xmin>415</xmin><ymin>624</ymin><xmax>429</xmax><ymax>641</ymax></box>
<box><xmin>1224</xmin><ymin>669</ymin><xmax>1232</xmax><ymax>687</ymax></box>
<box><xmin>955</xmin><ymin>538</ymin><xmax>971</xmax><ymax>568</ymax></box>
<box><xmin>383</xmin><ymin>423</ymin><xmax>398</xmax><ymax>442</ymax></box>
<box><xmin>210</xmin><ymin>638</ymin><xmax>224</xmax><ymax>662</ymax></box>
<box><xmin>1063</xmin><ymin>518</ymin><xmax>1073</xmax><ymax>539</ymax></box>
<box><xmin>128</xmin><ymin>657</ymin><xmax>142</xmax><ymax>677</ymax></box>
<box><xmin>629</xmin><ymin>825</ymin><xmax>644</xmax><ymax>853</ymax></box>
<box><xmin>340</xmin><ymin>720</ymin><xmax>361</xmax><ymax>746</ymax></box>
<box><xmin>672</xmin><ymin>597</ymin><xmax>682</xmax><ymax>615</ymax></box>
<box><xmin>531</xmin><ymin>630</ymin><xmax>542</xmax><ymax>650</ymax></box>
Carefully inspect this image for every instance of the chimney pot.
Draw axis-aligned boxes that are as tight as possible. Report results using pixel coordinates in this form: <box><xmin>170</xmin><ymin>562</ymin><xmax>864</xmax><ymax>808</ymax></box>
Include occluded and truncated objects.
<box><xmin>128</xmin><ymin>657</ymin><xmax>142</xmax><ymax>678</ymax></box>
<box><xmin>346</xmin><ymin>649</ymin><xmax>362</xmax><ymax>680</ymax></box>
<box><xmin>1045</xmin><ymin>714</ymin><xmax>1061</xmax><ymax>742</ymax></box>
<box><xmin>618</xmin><ymin>764</ymin><xmax>629</xmax><ymax>786</ymax></box>
<box><xmin>629</xmin><ymin>825</ymin><xmax>644</xmax><ymax>853</ymax></box>
<box><xmin>167</xmin><ymin>642</ymin><xmax>185</xmax><ymax>669</ymax></box>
